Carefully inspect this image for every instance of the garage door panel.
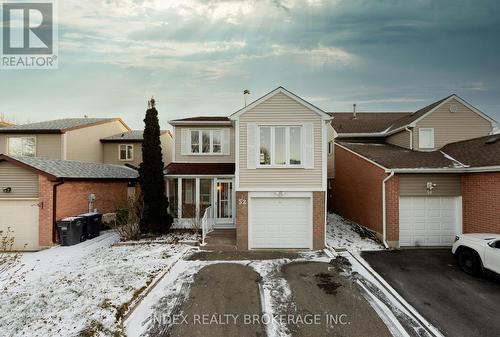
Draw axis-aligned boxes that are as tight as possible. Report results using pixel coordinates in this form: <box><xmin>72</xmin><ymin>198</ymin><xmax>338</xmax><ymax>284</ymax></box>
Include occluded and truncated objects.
<box><xmin>399</xmin><ymin>196</ymin><xmax>460</xmax><ymax>247</ymax></box>
<box><xmin>0</xmin><ymin>199</ymin><xmax>39</xmax><ymax>250</ymax></box>
<box><xmin>250</xmin><ymin>197</ymin><xmax>311</xmax><ymax>249</ymax></box>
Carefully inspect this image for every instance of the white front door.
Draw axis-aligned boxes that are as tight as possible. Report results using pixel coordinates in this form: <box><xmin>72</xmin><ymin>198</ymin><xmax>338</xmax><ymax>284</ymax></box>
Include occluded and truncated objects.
<box><xmin>399</xmin><ymin>196</ymin><xmax>461</xmax><ymax>247</ymax></box>
<box><xmin>214</xmin><ymin>179</ymin><xmax>234</xmax><ymax>228</ymax></box>
<box><xmin>0</xmin><ymin>199</ymin><xmax>40</xmax><ymax>250</ymax></box>
<box><xmin>249</xmin><ymin>193</ymin><xmax>312</xmax><ymax>249</ymax></box>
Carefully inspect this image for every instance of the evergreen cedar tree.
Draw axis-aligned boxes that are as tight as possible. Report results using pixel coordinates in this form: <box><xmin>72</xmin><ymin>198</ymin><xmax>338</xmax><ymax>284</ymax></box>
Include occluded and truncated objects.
<box><xmin>139</xmin><ymin>98</ymin><xmax>173</xmax><ymax>234</ymax></box>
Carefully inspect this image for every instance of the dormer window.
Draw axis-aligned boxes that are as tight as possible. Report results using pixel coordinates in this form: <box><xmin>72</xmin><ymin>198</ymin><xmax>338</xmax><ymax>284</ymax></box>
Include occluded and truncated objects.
<box><xmin>7</xmin><ymin>136</ymin><xmax>36</xmax><ymax>157</ymax></box>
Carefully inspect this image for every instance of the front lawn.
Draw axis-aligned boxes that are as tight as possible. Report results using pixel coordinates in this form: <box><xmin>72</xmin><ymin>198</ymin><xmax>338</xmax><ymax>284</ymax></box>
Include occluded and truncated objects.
<box><xmin>0</xmin><ymin>231</ymin><xmax>194</xmax><ymax>337</ymax></box>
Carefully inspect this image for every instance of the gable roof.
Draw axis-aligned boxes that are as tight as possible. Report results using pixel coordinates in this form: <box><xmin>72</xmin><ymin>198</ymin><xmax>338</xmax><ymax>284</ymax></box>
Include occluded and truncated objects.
<box><xmin>0</xmin><ymin>155</ymin><xmax>138</xmax><ymax>180</ymax></box>
<box><xmin>100</xmin><ymin>129</ymin><xmax>171</xmax><ymax>143</ymax></box>
<box><xmin>331</xmin><ymin>112</ymin><xmax>411</xmax><ymax>134</ymax></box>
<box><xmin>0</xmin><ymin>118</ymin><xmax>130</xmax><ymax>134</ymax></box>
<box><xmin>230</xmin><ymin>87</ymin><xmax>332</xmax><ymax>120</ymax></box>
<box><xmin>331</xmin><ymin>95</ymin><xmax>498</xmax><ymax>136</ymax></box>
<box><xmin>169</xmin><ymin>116</ymin><xmax>232</xmax><ymax>125</ymax></box>
<box><xmin>441</xmin><ymin>134</ymin><xmax>500</xmax><ymax>168</ymax></box>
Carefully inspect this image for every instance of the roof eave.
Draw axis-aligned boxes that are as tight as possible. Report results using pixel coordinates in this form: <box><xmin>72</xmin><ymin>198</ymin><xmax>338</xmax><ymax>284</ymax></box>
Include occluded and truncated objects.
<box><xmin>168</xmin><ymin>121</ymin><xmax>232</xmax><ymax>126</ymax></box>
<box><xmin>0</xmin><ymin>129</ymin><xmax>63</xmax><ymax>134</ymax></box>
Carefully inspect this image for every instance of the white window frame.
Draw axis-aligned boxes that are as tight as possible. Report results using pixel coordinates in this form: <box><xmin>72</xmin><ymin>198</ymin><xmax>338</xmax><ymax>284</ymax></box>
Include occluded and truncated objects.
<box><xmin>118</xmin><ymin>144</ymin><xmax>134</xmax><ymax>161</ymax></box>
<box><xmin>418</xmin><ymin>128</ymin><xmax>435</xmax><ymax>149</ymax></box>
<box><xmin>258</xmin><ymin>125</ymin><xmax>303</xmax><ymax>168</ymax></box>
<box><xmin>189</xmin><ymin>129</ymin><xmax>223</xmax><ymax>155</ymax></box>
<box><xmin>7</xmin><ymin>136</ymin><xmax>37</xmax><ymax>157</ymax></box>
<box><xmin>328</xmin><ymin>140</ymin><xmax>333</xmax><ymax>156</ymax></box>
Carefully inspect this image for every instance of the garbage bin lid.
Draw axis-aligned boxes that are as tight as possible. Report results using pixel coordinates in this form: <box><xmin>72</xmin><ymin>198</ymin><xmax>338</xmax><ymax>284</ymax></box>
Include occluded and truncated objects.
<box><xmin>79</xmin><ymin>212</ymin><xmax>101</xmax><ymax>216</ymax></box>
<box><xmin>61</xmin><ymin>216</ymin><xmax>84</xmax><ymax>221</ymax></box>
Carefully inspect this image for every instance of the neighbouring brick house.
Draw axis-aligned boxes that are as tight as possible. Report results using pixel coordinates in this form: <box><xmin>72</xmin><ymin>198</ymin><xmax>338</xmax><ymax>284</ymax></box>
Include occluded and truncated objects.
<box><xmin>330</xmin><ymin>94</ymin><xmax>500</xmax><ymax>248</ymax></box>
<box><xmin>165</xmin><ymin>87</ymin><xmax>333</xmax><ymax>250</ymax></box>
<box><xmin>0</xmin><ymin>155</ymin><xmax>137</xmax><ymax>250</ymax></box>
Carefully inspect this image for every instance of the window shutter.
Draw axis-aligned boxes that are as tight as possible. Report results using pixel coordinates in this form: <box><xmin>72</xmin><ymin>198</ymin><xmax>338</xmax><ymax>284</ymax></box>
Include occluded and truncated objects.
<box><xmin>303</xmin><ymin>123</ymin><xmax>314</xmax><ymax>169</ymax></box>
<box><xmin>247</xmin><ymin>123</ymin><xmax>258</xmax><ymax>169</ymax></box>
<box><xmin>181</xmin><ymin>129</ymin><xmax>190</xmax><ymax>155</ymax></box>
<box><xmin>221</xmin><ymin>129</ymin><xmax>230</xmax><ymax>155</ymax></box>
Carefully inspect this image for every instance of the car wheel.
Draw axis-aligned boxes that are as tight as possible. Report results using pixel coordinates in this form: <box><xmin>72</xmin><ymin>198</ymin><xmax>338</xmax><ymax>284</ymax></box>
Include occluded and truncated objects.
<box><xmin>458</xmin><ymin>249</ymin><xmax>482</xmax><ymax>276</ymax></box>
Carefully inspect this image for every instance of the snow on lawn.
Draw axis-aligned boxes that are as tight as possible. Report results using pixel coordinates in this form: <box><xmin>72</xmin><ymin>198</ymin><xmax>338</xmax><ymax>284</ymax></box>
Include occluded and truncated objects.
<box><xmin>0</xmin><ymin>231</ymin><xmax>194</xmax><ymax>337</ymax></box>
<box><xmin>327</xmin><ymin>213</ymin><xmax>384</xmax><ymax>252</ymax></box>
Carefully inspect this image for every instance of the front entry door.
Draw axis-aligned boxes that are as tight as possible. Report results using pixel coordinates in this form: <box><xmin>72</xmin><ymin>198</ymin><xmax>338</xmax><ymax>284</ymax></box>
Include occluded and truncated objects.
<box><xmin>214</xmin><ymin>179</ymin><xmax>234</xmax><ymax>228</ymax></box>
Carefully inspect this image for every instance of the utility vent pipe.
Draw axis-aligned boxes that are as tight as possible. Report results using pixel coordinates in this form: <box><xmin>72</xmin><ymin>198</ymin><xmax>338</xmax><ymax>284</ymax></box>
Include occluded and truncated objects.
<box><xmin>353</xmin><ymin>103</ymin><xmax>357</xmax><ymax>119</ymax></box>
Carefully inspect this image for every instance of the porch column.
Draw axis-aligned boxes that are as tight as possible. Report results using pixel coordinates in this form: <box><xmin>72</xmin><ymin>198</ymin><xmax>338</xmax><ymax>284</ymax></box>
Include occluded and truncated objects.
<box><xmin>177</xmin><ymin>178</ymin><xmax>182</xmax><ymax>218</ymax></box>
<box><xmin>195</xmin><ymin>178</ymin><xmax>200</xmax><ymax>221</ymax></box>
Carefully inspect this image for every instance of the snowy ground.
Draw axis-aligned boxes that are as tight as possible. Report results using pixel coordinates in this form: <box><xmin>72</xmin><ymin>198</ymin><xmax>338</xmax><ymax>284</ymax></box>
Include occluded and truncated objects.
<box><xmin>326</xmin><ymin>213</ymin><xmax>384</xmax><ymax>252</ymax></box>
<box><xmin>0</xmin><ymin>231</ymin><xmax>194</xmax><ymax>337</ymax></box>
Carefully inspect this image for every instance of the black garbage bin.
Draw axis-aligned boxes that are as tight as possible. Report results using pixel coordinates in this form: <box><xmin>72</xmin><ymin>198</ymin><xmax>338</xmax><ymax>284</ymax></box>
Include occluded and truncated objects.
<box><xmin>57</xmin><ymin>217</ymin><xmax>86</xmax><ymax>246</ymax></box>
<box><xmin>79</xmin><ymin>212</ymin><xmax>103</xmax><ymax>239</ymax></box>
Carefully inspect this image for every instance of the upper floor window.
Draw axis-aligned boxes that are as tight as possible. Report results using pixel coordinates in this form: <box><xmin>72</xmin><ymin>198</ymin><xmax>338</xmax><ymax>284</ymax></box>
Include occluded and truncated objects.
<box><xmin>8</xmin><ymin>136</ymin><xmax>36</xmax><ymax>157</ymax></box>
<box><xmin>119</xmin><ymin>144</ymin><xmax>134</xmax><ymax>161</ymax></box>
<box><xmin>190</xmin><ymin>130</ymin><xmax>222</xmax><ymax>154</ymax></box>
<box><xmin>419</xmin><ymin>128</ymin><xmax>434</xmax><ymax>149</ymax></box>
<box><xmin>259</xmin><ymin>126</ymin><xmax>302</xmax><ymax>166</ymax></box>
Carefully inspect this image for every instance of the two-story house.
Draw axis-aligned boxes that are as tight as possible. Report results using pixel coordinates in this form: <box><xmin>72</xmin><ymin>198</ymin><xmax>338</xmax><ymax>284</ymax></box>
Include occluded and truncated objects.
<box><xmin>165</xmin><ymin>87</ymin><xmax>333</xmax><ymax>250</ymax></box>
<box><xmin>330</xmin><ymin>95</ymin><xmax>500</xmax><ymax>248</ymax></box>
<box><xmin>0</xmin><ymin>118</ymin><xmax>141</xmax><ymax>251</ymax></box>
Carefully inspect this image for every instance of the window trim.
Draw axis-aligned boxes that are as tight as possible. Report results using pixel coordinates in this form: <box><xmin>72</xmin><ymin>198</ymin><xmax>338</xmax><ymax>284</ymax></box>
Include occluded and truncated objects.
<box><xmin>189</xmin><ymin>129</ymin><xmax>224</xmax><ymax>155</ymax></box>
<box><xmin>257</xmin><ymin>125</ymin><xmax>303</xmax><ymax>168</ymax></box>
<box><xmin>328</xmin><ymin>140</ymin><xmax>334</xmax><ymax>156</ymax></box>
<box><xmin>118</xmin><ymin>144</ymin><xmax>134</xmax><ymax>161</ymax></box>
<box><xmin>418</xmin><ymin>128</ymin><xmax>435</xmax><ymax>149</ymax></box>
<box><xmin>7</xmin><ymin>136</ymin><xmax>37</xmax><ymax>157</ymax></box>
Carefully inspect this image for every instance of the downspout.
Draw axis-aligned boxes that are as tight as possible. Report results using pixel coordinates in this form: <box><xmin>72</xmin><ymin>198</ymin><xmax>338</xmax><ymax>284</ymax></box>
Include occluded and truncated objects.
<box><xmin>52</xmin><ymin>180</ymin><xmax>65</xmax><ymax>244</ymax></box>
<box><xmin>404</xmin><ymin>126</ymin><xmax>413</xmax><ymax>150</ymax></box>
<box><xmin>382</xmin><ymin>171</ymin><xmax>395</xmax><ymax>249</ymax></box>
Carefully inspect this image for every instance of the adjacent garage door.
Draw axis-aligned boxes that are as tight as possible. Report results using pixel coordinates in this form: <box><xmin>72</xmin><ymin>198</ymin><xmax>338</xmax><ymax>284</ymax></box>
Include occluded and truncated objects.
<box><xmin>0</xmin><ymin>199</ymin><xmax>39</xmax><ymax>250</ymax></box>
<box><xmin>399</xmin><ymin>196</ymin><xmax>461</xmax><ymax>247</ymax></box>
<box><xmin>250</xmin><ymin>196</ymin><xmax>311</xmax><ymax>249</ymax></box>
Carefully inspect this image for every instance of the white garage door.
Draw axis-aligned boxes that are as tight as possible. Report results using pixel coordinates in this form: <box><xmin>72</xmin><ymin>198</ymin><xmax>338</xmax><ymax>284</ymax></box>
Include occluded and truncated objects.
<box><xmin>0</xmin><ymin>199</ymin><xmax>40</xmax><ymax>250</ymax></box>
<box><xmin>399</xmin><ymin>196</ymin><xmax>461</xmax><ymax>247</ymax></box>
<box><xmin>250</xmin><ymin>196</ymin><xmax>311</xmax><ymax>249</ymax></box>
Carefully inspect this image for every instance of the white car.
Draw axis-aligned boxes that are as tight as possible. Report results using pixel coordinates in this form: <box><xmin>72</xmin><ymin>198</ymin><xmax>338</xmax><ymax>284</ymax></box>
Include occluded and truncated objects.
<box><xmin>452</xmin><ymin>234</ymin><xmax>500</xmax><ymax>276</ymax></box>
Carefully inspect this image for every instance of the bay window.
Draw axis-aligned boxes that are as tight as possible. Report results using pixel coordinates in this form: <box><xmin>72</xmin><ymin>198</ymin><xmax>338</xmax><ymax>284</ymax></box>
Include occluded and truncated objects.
<box><xmin>259</xmin><ymin>126</ymin><xmax>302</xmax><ymax>167</ymax></box>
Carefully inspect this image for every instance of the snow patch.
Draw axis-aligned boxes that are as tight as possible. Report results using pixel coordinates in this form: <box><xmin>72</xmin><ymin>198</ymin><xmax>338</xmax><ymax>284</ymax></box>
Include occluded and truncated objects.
<box><xmin>327</xmin><ymin>213</ymin><xmax>384</xmax><ymax>252</ymax></box>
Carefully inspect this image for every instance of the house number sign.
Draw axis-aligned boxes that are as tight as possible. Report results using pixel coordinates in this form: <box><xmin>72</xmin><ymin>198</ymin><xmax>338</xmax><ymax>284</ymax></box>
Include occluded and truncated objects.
<box><xmin>238</xmin><ymin>198</ymin><xmax>247</xmax><ymax>205</ymax></box>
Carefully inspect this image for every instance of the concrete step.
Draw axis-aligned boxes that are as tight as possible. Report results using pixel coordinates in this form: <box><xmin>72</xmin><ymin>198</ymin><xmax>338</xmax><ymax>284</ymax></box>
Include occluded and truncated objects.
<box><xmin>202</xmin><ymin>244</ymin><xmax>237</xmax><ymax>251</ymax></box>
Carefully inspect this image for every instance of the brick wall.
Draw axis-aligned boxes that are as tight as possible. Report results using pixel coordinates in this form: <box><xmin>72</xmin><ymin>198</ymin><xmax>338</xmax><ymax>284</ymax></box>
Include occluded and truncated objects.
<box><xmin>38</xmin><ymin>178</ymin><xmax>130</xmax><ymax>247</ymax></box>
<box><xmin>385</xmin><ymin>175</ymin><xmax>400</xmax><ymax>243</ymax></box>
<box><xmin>332</xmin><ymin>145</ymin><xmax>388</xmax><ymax>234</ymax></box>
<box><xmin>462</xmin><ymin>172</ymin><xmax>500</xmax><ymax>234</ymax></box>
<box><xmin>236</xmin><ymin>191</ymin><xmax>248</xmax><ymax>250</ymax></box>
<box><xmin>55</xmin><ymin>181</ymin><xmax>129</xmax><ymax>220</ymax></box>
<box><xmin>313</xmin><ymin>191</ymin><xmax>326</xmax><ymax>250</ymax></box>
<box><xmin>38</xmin><ymin>176</ymin><xmax>55</xmax><ymax>247</ymax></box>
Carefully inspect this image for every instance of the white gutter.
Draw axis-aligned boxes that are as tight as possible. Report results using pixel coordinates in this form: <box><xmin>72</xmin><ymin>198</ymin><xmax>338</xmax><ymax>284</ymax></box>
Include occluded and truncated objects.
<box><xmin>382</xmin><ymin>171</ymin><xmax>395</xmax><ymax>249</ymax></box>
<box><xmin>386</xmin><ymin>166</ymin><xmax>500</xmax><ymax>173</ymax></box>
<box><xmin>404</xmin><ymin>126</ymin><xmax>413</xmax><ymax>150</ymax></box>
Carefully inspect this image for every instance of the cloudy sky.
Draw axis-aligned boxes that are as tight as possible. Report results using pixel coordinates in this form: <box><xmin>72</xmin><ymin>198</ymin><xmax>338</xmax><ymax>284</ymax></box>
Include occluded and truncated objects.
<box><xmin>1</xmin><ymin>0</ymin><xmax>499</xmax><ymax>129</ymax></box>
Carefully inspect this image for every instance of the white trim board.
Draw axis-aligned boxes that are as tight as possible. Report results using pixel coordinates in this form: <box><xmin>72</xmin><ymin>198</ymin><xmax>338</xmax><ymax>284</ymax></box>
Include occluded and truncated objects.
<box><xmin>230</xmin><ymin>87</ymin><xmax>332</xmax><ymax>121</ymax></box>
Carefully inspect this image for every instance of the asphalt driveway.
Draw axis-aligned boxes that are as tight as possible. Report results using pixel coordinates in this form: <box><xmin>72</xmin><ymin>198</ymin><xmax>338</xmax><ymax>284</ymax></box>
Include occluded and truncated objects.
<box><xmin>362</xmin><ymin>249</ymin><xmax>500</xmax><ymax>337</ymax></box>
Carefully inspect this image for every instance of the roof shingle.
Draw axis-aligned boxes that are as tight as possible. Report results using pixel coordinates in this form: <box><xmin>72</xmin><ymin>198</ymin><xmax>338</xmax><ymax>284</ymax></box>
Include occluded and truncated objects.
<box><xmin>0</xmin><ymin>118</ymin><xmax>122</xmax><ymax>133</ymax></box>
<box><xmin>331</xmin><ymin>112</ymin><xmax>411</xmax><ymax>134</ymax></box>
<box><xmin>441</xmin><ymin>135</ymin><xmax>500</xmax><ymax>168</ymax></box>
<box><xmin>100</xmin><ymin>130</ymin><xmax>170</xmax><ymax>142</ymax></box>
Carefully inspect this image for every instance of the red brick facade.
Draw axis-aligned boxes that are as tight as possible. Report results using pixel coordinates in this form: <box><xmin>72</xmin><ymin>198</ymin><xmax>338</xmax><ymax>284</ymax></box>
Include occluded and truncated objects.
<box><xmin>38</xmin><ymin>177</ymin><xmax>130</xmax><ymax>247</ymax></box>
<box><xmin>312</xmin><ymin>191</ymin><xmax>326</xmax><ymax>250</ymax></box>
<box><xmin>385</xmin><ymin>175</ymin><xmax>400</xmax><ymax>243</ymax></box>
<box><xmin>462</xmin><ymin>172</ymin><xmax>500</xmax><ymax>234</ymax></box>
<box><xmin>332</xmin><ymin>145</ymin><xmax>388</xmax><ymax>234</ymax></box>
<box><xmin>236</xmin><ymin>191</ymin><xmax>248</xmax><ymax>250</ymax></box>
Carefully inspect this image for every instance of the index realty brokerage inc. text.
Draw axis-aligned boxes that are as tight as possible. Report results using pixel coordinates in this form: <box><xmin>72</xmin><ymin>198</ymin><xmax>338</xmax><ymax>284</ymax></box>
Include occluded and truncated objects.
<box><xmin>152</xmin><ymin>313</ymin><xmax>351</xmax><ymax>326</ymax></box>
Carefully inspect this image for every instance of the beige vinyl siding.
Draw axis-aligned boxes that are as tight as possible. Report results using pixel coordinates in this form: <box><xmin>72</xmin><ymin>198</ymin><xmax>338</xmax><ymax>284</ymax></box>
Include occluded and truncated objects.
<box><xmin>399</xmin><ymin>174</ymin><xmax>461</xmax><ymax>196</ymax></box>
<box><xmin>174</xmin><ymin>126</ymin><xmax>235</xmax><ymax>163</ymax></box>
<box><xmin>65</xmin><ymin>120</ymin><xmax>129</xmax><ymax>163</ymax></box>
<box><xmin>239</xmin><ymin>92</ymin><xmax>323</xmax><ymax>189</ymax></box>
<box><xmin>161</xmin><ymin>132</ymin><xmax>173</xmax><ymax>165</ymax></box>
<box><xmin>102</xmin><ymin>143</ymin><xmax>143</xmax><ymax>166</ymax></box>
<box><xmin>327</xmin><ymin>125</ymin><xmax>335</xmax><ymax>178</ymax></box>
<box><xmin>414</xmin><ymin>98</ymin><xmax>493</xmax><ymax>150</ymax></box>
<box><xmin>0</xmin><ymin>162</ymin><xmax>39</xmax><ymax>198</ymax></box>
<box><xmin>386</xmin><ymin>130</ymin><xmax>411</xmax><ymax>149</ymax></box>
<box><xmin>0</xmin><ymin>134</ymin><xmax>63</xmax><ymax>159</ymax></box>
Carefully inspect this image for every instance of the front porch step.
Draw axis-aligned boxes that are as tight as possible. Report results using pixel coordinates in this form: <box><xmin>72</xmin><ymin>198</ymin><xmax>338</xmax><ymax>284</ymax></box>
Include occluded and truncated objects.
<box><xmin>202</xmin><ymin>229</ymin><xmax>237</xmax><ymax>251</ymax></box>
